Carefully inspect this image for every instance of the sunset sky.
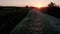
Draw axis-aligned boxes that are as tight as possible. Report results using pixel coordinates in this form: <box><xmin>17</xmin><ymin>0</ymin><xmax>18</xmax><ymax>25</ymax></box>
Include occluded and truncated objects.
<box><xmin>0</xmin><ymin>0</ymin><xmax>60</xmax><ymax>7</ymax></box>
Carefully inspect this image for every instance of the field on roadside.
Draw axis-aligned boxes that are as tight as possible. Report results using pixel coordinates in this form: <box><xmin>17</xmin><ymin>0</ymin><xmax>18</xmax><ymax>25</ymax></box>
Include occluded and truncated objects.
<box><xmin>0</xmin><ymin>6</ymin><xmax>31</xmax><ymax>34</ymax></box>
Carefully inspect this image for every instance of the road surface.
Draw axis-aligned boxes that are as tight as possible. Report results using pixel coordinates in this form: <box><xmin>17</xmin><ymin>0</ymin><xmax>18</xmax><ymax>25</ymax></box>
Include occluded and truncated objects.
<box><xmin>9</xmin><ymin>9</ymin><xmax>60</xmax><ymax>34</ymax></box>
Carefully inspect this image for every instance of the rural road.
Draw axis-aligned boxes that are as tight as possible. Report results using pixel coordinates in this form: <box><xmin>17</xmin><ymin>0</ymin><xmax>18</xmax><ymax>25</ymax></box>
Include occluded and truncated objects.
<box><xmin>9</xmin><ymin>9</ymin><xmax>60</xmax><ymax>34</ymax></box>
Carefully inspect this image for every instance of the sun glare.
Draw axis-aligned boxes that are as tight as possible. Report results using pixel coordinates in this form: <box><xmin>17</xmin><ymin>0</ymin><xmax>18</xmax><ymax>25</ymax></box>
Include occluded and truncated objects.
<box><xmin>34</xmin><ymin>4</ymin><xmax>43</xmax><ymax>8</ymax></box>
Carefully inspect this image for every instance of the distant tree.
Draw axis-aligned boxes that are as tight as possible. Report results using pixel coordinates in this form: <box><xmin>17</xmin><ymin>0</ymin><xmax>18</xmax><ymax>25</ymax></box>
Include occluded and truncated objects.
<box><xmin>48</xmin><ymin>2</ymin><xmax>55</xmax><ymax>7</ymax></box>
<box><xmin>47</xmin><ymin>2</ymin><xmax>60</xmax><ymax>18</ymax></box>
<box><xmin>25</xmin><ymin>5</ymin><xmax>29</xmax><ymax>8</ymax></box>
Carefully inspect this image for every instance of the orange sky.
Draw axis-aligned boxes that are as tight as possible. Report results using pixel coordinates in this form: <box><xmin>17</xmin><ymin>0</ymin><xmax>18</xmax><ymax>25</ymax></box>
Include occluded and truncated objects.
<box><xmin>0</xmin><ymin>0</ymin><xmax>60</xmax><ymax>7</ymax></box>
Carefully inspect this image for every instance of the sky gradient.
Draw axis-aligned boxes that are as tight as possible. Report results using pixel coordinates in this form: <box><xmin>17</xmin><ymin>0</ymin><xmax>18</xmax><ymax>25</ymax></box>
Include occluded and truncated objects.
<box><xmin>0</xmin><ymin>0</ymin><xmax>60</xmax><ymax>7</ymax></box>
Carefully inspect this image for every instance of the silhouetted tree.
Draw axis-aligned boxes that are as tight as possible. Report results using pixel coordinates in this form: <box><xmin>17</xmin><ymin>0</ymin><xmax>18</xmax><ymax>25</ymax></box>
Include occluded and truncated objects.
<box><xmin>47</xmin><ymin>2</ymin><xmax>60</xmax><ymax>18</ymax></box>
<box><xmin>25</xmin><ymin>5</ymin><xmax>29</xmax><ymax>8</ymax></box>
<box><xmin>48</xmin><ymin>2</ymin><xmax>55</xmax><ymax>7</ymax></box>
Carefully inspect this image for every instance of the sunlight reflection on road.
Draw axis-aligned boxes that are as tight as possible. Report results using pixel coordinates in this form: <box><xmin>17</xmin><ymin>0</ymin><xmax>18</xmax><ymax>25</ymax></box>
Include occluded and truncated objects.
<box><xmin>28</xmin><ymin>9</ymin><xmax>45</xmax><ymax>34</ymax></box>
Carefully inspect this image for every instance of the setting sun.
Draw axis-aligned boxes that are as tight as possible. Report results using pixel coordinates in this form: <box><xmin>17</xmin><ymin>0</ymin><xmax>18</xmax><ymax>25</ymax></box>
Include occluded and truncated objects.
<box><xmin>34</xmin><ymin>4</ymin><xmax>43</xmax><ymax>8</ymax></box>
